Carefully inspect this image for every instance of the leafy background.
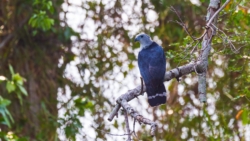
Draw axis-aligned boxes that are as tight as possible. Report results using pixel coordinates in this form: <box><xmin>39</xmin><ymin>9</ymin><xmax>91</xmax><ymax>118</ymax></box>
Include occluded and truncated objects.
<box><xmin>0</xmin><ymin>0</ymin><xmax>249</xmax><ymax>140</ymax></box>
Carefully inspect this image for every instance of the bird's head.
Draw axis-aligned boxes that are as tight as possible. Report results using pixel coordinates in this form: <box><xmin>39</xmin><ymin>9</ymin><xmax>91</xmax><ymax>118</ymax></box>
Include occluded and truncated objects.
<box><xmin>134</xmin><ymin>33</ymin><xmax>153</xmax><ymax>50</ymax></box>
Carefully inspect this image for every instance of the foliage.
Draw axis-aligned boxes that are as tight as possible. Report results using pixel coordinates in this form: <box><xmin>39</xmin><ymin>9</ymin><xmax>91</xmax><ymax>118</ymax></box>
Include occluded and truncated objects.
<box><xmin>0</xmin><ymin>0</ymin><xmax>73</xmax><ymax>140</ymax></box>
<box><xmin>0</xmin><ymin>96</ymin><xmax>13</xmax><ymax>128</ymax></box>
<box><xmin>0</xmin><ymin>65</ymin><xmax>28</xmax><ymax>140</ymax></box>
<box><xmin>28</xmin><ymin>0</ymin><xmax>55</xmax><ymax>32</ymax></box>
<box><xmin>0</xmin><ymin>0</ymin><xmax>249</xmax><ymax>140</ymax></box>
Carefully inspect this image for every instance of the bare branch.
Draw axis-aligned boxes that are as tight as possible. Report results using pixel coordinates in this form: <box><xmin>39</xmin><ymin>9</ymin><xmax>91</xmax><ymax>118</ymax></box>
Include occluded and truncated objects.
<box><xmin>164</xmin><ymin>62</ymin><xmax>196</xmax><ymax>80</ymax></box>
<box><xmin>170</xmin><ymin>6</ymin><xmax>210</xmax><ymax>42</ymax></box>
<box><xmin>194</xmin><ymin>30</ymin><xmax>208</xmax><ymax>41</ymax></box>
<box><xmin>196</xmin><ymin>0</ymin><xmax>223</xmax><ymax>102</ymax></box>
<box><xmin>124</xmin><ymin>110</ymin><xmax>131</xmax><ymax>141</ymax></box>
<box><xmin>108</xmin><ymin>61</ymin><xmax>199</xmax><ymax>122</ymax></box>
<box><xmin>119</xmin><ymin>99</ymin><xmax>157</xmax><ymax>136</ymax></box>
<box><xmin>170</xmin><ymin>6</ymin><xmax>195</xmax><ymax>41</ymax></box>
<box><xmin>94</xmin><ymin>128</ymin><xmax>133</xmax><ymax>137</ymax></box>
<box><xmin>190</xmin><ymin>40</ymin><xmax>201</xmax><ymax>54</ymax></box>
<box><xmin>211</xmin><ymin>23</ymin><xmax>242</xmax><ymax>53</ymax></box>
<box><xmin>198</xmin><ymin>72</ymin><xmax>207</xmax><ymax>102</ymax></box>
<box><xmin>0</xmin><ymin>17</ymin><xmax>29</xmax><ymax>50</ymax></box>
<box><xmin>0</xmin><ymin>34</ymin><xmax>14</xmax><ymax>50</ymax></box>
<box><xmin>132</xmin><ymin>119</ymin><xmax>138</xmax><ymax>138</ymax></box>
<box><xmin>108</xmin><ymin>85</ymin><xmax>145</xmax><ymax>121</ymax></box>
<box><xmin>206</xmin><ymin>0</ymin><xmax>231</xmax><ymax>27</ymax></box>
<box><xmin>108</xmin><ymin>0</ymin><xmax>234</xmax><ymax>138</ymax></box>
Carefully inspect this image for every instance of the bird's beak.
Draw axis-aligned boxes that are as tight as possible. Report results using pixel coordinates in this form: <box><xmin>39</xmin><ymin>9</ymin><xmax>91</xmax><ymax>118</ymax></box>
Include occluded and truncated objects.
<box><xmin>134</xmin><ymin>37</ymin><xmax>139</xmax><ymax>42</ymax></box>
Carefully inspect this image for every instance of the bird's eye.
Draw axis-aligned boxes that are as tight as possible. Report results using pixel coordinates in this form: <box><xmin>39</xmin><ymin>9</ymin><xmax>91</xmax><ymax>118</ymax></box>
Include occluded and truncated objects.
<box><xmin>141</xmin><ymin>35</ymin><xmax>144</xmax><ymax>38</ymax></box>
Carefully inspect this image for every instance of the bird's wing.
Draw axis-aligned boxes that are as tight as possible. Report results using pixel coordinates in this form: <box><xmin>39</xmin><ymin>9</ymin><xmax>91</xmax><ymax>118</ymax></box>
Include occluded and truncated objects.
<box><xmin>138</xmin><ymin>45</ymin><xmax>166</xmax><ymax>86</ymax></box>
<box><xmin>138</xmin><ymin>51</ymin><xmax>150</xmax><ymax>84</ymax></box>
<box><xmin>148</xmin><ymin>46</ymin><xmax>166</xmax><ymax>85</ymax></box>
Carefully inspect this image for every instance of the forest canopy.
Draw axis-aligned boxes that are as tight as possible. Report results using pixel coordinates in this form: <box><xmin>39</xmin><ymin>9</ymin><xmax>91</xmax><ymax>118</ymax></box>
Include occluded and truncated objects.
<box><xmin>0</xmin><ymin>0</ymin><xmax>249</xmax><ymax>140</ymax></box>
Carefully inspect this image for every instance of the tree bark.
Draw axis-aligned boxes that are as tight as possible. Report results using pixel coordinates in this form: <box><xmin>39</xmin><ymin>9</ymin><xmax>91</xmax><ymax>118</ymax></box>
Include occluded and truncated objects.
<box><xmin>108</xmin><ymin>0</ymin><xmax>231</xmax><ymax>136</ymax></box>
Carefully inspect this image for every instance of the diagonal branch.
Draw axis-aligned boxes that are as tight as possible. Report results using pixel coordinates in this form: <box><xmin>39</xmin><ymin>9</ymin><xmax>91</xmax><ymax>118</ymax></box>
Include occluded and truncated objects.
<box><xmin>211</xmin><ymin>23</ymin><xmax>242</xmax><ymax>53</ymax></box>
<box><xmin>206</xmin><ymin>0</ymin><xmax>231</xmax><ymax>28</ymax></box>
<box><xmin>119</xmin><ymin>99</ymin><xmax>157</xmax><ymax>136</ymax></box>
<box><xmin>108</xmin><ymin>0</ymin><xmax>230</xmax><ymax>137</ymax></box>
<box><xmin>108</xmin><ymin>61</ymin><xmax>197</xmax><ymax>122</ymax></box>
<box><xmin>170</xmin><ymin>6</ymin><xmax>195</xmax><ymax>41</ymax></box>
<box><xmin>0</xmin><ymin>34</ymin><xmax>14</xmax><ymax>50</ymax></box>
<box><xmin>0</xmin><ymin>17</ymin><xmax>29</xmax><ymax>50</ymax></box>
<box><xmin>108</xmin><ymin>85</ymin><xmax>145</xmax><ymax>121</ymax></box>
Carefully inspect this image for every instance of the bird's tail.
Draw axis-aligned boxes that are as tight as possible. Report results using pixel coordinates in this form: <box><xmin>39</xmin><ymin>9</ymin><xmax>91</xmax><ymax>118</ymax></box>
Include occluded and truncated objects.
<box><xmin>146</xmin><ymin>83</ymin><xmax>166</xmax><ymax>107</ymax></box>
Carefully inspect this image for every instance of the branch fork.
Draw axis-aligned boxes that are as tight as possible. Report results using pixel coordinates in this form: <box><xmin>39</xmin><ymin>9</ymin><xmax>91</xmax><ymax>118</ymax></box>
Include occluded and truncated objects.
<box><xmin>108</xmin><ymin>0</ymin><xmax>232</xmax><ymax>139</ymax></box>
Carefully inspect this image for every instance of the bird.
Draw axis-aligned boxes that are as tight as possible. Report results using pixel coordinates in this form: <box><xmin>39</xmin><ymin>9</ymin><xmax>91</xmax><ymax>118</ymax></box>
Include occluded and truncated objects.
<box><xmin>134</xmin><ymin>33</ymin><xmax>167</xmax><ymax>107</ymax></box>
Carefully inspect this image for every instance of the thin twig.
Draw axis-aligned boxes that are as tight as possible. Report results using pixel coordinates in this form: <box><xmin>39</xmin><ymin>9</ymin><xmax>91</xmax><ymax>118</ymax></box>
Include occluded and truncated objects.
<box><xmin>0</xmin><ymin>17</ymin><xmax>29</xmax><ymax>50</ymax></box>
<box><xmin>109</xmin><ymin>0</ymin><xmax>234</xmax><ymax>139</ymax></box>
<box><xmin>193</xmin><ymin>64</ymin><xmax>199</xmax><ymax>75</ymax></box>
<box><xmin>244</xmin><ymin>96</ymin><xmax>250</xmax><ymax>102</ymax></box>
<box><xmin>190</xmin><ymin>40</ymin><xmax>201</xmax><ymax>54</ymax></box>
<box><xmin>206</xmin><ymin>0</ymin><xmax>231</xmax><ymax>27</ymax></box>
<box><xmin>119</xmin><ymin>98</ymin><xmax>157</xmax><ymax>136</ymax></box>
<box><xmin>176</xmin><ymin>41</ymin><xmax>195</xmax><ymax>67</ymax></box>
<box><xmin>108</xmin><ymin>85</ymin><xmax>145</xmax><ymax>121</ymax></box>
<box><xmin>217</xmin><ymin>32</ymin><xmax>239</xmax><ymax>53</ymax></box>
<box><xmin>199</xmin><ymin>26</ymin><xmax>214</xmax><ymax>55</ymax></box>
<box><xmin>194</xmin><ymin>30</ymin><xmax>208</xmax><ymax>41</ymax></box>
<box><xmin>58</xmin><ymin>96</ymin><xmax>75</xmax><ymax>110</ymax></box>
<box><xmin>103</xmin><ymin>132</ymin><xmax>133</xmax><ymax>137</ymax></box>
<box><xmin>124</xmin><ymin>110</ymin><xmax>131</xmax><ymax>141</ymax></box>
<box><xmin>211</xmin><ymin>23</ymin><xmax>242</xmax><ymax>53</ymax></box>
<box><xmin>170</xmin><ymin>6</ymin><xmax>195</xmax><ymax>41</ymax></box>
<box><xmin>132</xmin><ymin>118</ymin><xmax>138</xmax><ymax>138</ymax></box>
<box><xmin>0</xmin><ymin>34</ymin><xmax>14</xmax><ymax>50</ymax></box>
<box><xmin>94</xmin><ymin>128</ymin><xmax>133</xmax><ymax>137</ymax></box>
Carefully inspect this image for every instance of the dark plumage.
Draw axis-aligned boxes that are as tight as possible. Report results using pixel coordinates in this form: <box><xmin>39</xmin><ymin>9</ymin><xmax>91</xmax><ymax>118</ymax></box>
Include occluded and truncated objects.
<box><xmin>135</xmin><ymin>33</ymin><xmax>167</xmax><ymax>106</ymax></box>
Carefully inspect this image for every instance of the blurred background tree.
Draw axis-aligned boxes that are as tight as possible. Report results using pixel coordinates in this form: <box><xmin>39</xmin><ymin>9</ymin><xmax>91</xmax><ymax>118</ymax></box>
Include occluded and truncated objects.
<box><xmin>0</xmin><ymin>0</ymin><xmax>249</xmax><ymax>140</ymax></box>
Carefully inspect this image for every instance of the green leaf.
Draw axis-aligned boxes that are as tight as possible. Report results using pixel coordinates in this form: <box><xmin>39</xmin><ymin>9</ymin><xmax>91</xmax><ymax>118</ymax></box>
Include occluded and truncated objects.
<box><xmin>8</xmin><ymin>65</ymin><xmax>14</xmax><ymax>75</ymax></box>
<box><xmin>17</xmin><ymin>84</ymin><xmax>28</xmax><ymax>96</ymax></box>
<box><xmin>0</xmin><ymin>108</ymin><xmax>14</xmax><ymax>128</ymax></box>
<box><xmin>0</xmin><ymin>97</ymin><xmax>11</xmax><ymax>107</ymax></box>
<box><xmin>29</xmin><ymin>10</ymin><xmax>54</xmax><ymax>31</ymax></box>
<box><xmin>12</xmin><ymin>73</ymin><xmax>23</xmax><ymax>85</ymax></box>
<box><xmin>32</xmin><ymin>30</ymin><xmax>38</xmax><ymax>36</ymax></box>
<box><xmin>128</xmin><ymin>63</ymin><xmax>134</xmax><ymax>70</ymax></box>
<box><xmin>3</xmin><ymin>108</ymin><xmax>14</xmax><ymax>123</ymax></box>
<box><xmin>64</xmin><ymin>27</ymin><xmax>72</xmax><ymax>40</ymax></box>
<box><xmin>0</xmin><ymin>110</ymin><xmax>11</xmax><ymax>128</ymax></box>
<box><xmin>16</xmin><ymin>92</ymin><xmax>23</xmax><ymax>105</ymax></box>
<box><xmin>242</xmin><ymin>109</ymin><xmax>249</xmax><ymax>125</ymax></box>
<box><xmin>113</xmin><ymin>120</ymin><xmax>118</xmax><ymax>129</ymax></box>
<box><xmin>6</xmin><ymin>81</ymin><xmax>16</xmax><ymax>93</ymax></box>
<box><xmin>47</xmin><ymin>1</ymin><xmax>54</xmax><ymax>13</ymax></box>
<box><xmin>0</xmin><ymin>97</ymin><xmax>13</xmax><ymax>128</ymax></box>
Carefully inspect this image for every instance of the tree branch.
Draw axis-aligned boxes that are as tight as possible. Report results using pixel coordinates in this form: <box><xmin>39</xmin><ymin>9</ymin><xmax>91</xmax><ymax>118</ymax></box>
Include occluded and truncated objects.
<box><xmin>0</xmin><ymin>17</ymin><xmax>29</xmax><ymax>50</ymax></box>
<box><xmin>124</xmin><ymin>110</ymin><xmax>131</xmax><ymax>141</ymax></box>
<box><xmin>0</xmin><ymin>34</ymin><xmax>14</xmax><ymax>50</ymax></box>
<box><xmin>206</xmin><ymin>0</ymin><xmax>231</xmax><ymax>28</ymax></box>
<box><xmin>170</xmin><ymin>6</ymin><xmax>195</xmax><ymax>41</ymax></box>
<box><xmin>108</xmin><ymin>0</ymin><xmax>228</xmax><ymax>137</ymax></box>
<box><xmin>211</xmin><ymin>23</ymin><xmax>241</xmax><ymax>53</ymax></box>
<box><xmin>108</xmin><ymin>85</ymin><xmax>145</xmax><ymax>121</ymax></box>
<box><xmin>197</xmin><ymin>0</ymin><xmax>222</xmax><ymax>102</ymax></box>
<box><xmin>119</xmin><ymin>99</ymin><xmax>157</xmax><ymax>136</ymax></box>
<box><xmin>108</xmin><ymin>61</ymin><xmax>197</xmax><ymax>122</ymax></box>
